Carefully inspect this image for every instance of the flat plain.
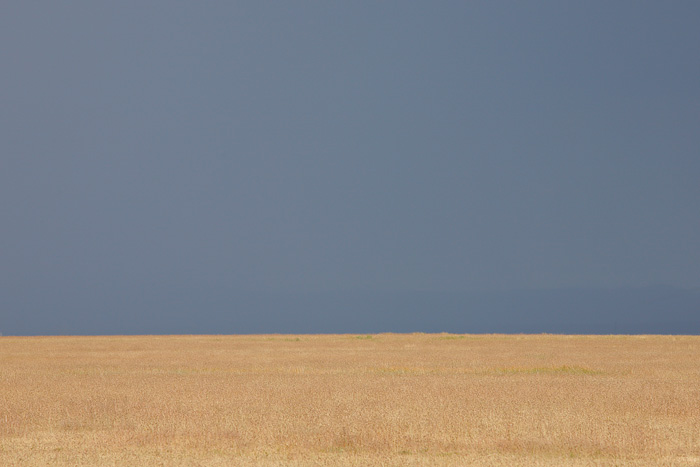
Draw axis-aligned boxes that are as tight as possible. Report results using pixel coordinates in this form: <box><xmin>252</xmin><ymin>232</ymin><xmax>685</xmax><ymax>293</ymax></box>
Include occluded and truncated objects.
<box><xmin>1</xmin><ymin>333</ymin><xmax>699</xmax><ymax>466</ymax></box>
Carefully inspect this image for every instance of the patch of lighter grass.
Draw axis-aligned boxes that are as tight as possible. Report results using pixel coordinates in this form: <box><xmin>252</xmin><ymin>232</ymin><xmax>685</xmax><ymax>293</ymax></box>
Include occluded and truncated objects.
<box><xmin>490</xmin><ymin>365</ymin><xmax>603</xmax><ymax>375</ymax></box>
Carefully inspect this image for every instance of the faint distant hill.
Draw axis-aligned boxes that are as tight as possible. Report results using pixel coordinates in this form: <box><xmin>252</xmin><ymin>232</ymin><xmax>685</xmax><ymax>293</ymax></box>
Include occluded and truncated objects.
<box><xmin>3</xmin><ymin>285</ymin><xmax>698</xmax><ymax>336</ymax></box>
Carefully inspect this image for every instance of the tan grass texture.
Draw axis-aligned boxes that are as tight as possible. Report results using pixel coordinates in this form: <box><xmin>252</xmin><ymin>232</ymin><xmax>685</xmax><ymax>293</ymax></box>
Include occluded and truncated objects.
<box><xmin>1</xmin><ymin>334</ymin><xmax>699</xmax><ymax>466</ymax></box>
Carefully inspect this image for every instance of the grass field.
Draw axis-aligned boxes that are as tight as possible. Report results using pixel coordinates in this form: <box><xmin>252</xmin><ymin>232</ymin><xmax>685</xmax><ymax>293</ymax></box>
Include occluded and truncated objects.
<box><xmin>1</xmin><ymin>334</ymin><xmax>699</xmax><ymax>466</ymax></box>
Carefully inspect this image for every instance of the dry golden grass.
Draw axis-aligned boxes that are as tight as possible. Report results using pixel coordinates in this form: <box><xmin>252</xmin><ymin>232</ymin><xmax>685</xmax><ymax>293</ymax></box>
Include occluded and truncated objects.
<box><xmin>1</xmin><ymin>333</ymin><xmax>699</xmax><ymax>466</ymax></box>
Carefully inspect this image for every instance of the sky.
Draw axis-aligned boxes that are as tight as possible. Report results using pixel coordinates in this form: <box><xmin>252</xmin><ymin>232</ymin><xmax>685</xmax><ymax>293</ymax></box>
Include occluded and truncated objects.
<box><xmin>1</xmin><ymin>2</ymin><xmax>699</xmax><ymax>335</ymax></box>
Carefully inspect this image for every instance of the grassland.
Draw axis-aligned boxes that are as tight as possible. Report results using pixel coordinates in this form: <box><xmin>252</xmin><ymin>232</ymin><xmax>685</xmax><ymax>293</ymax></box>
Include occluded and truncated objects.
<box><xmin>1</xmin><ymin>334</ymin><xmax>699</xmax><ymax>466</ymax></box>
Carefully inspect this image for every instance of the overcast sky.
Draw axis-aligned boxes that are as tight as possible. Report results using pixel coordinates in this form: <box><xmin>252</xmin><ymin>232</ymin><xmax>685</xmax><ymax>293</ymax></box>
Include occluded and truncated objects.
<box><xmin>2</xmin><ymin>2</ymin><xmax>699</xmax><ymax>334</ymax></box>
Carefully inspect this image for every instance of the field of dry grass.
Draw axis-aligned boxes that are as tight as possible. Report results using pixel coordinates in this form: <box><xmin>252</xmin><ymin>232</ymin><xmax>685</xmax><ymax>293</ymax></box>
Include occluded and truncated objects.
<box><xmin>1</xmin><ymin>333</ymin><xmax>699</xmax><ymax>466</ymax></box>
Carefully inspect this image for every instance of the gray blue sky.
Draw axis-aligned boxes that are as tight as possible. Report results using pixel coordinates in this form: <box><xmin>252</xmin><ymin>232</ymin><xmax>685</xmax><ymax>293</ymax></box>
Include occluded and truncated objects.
<box><xmin>2</xmin><ymin>2</ymin><xmax>699</xmax><ymax>334</ymax></box>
